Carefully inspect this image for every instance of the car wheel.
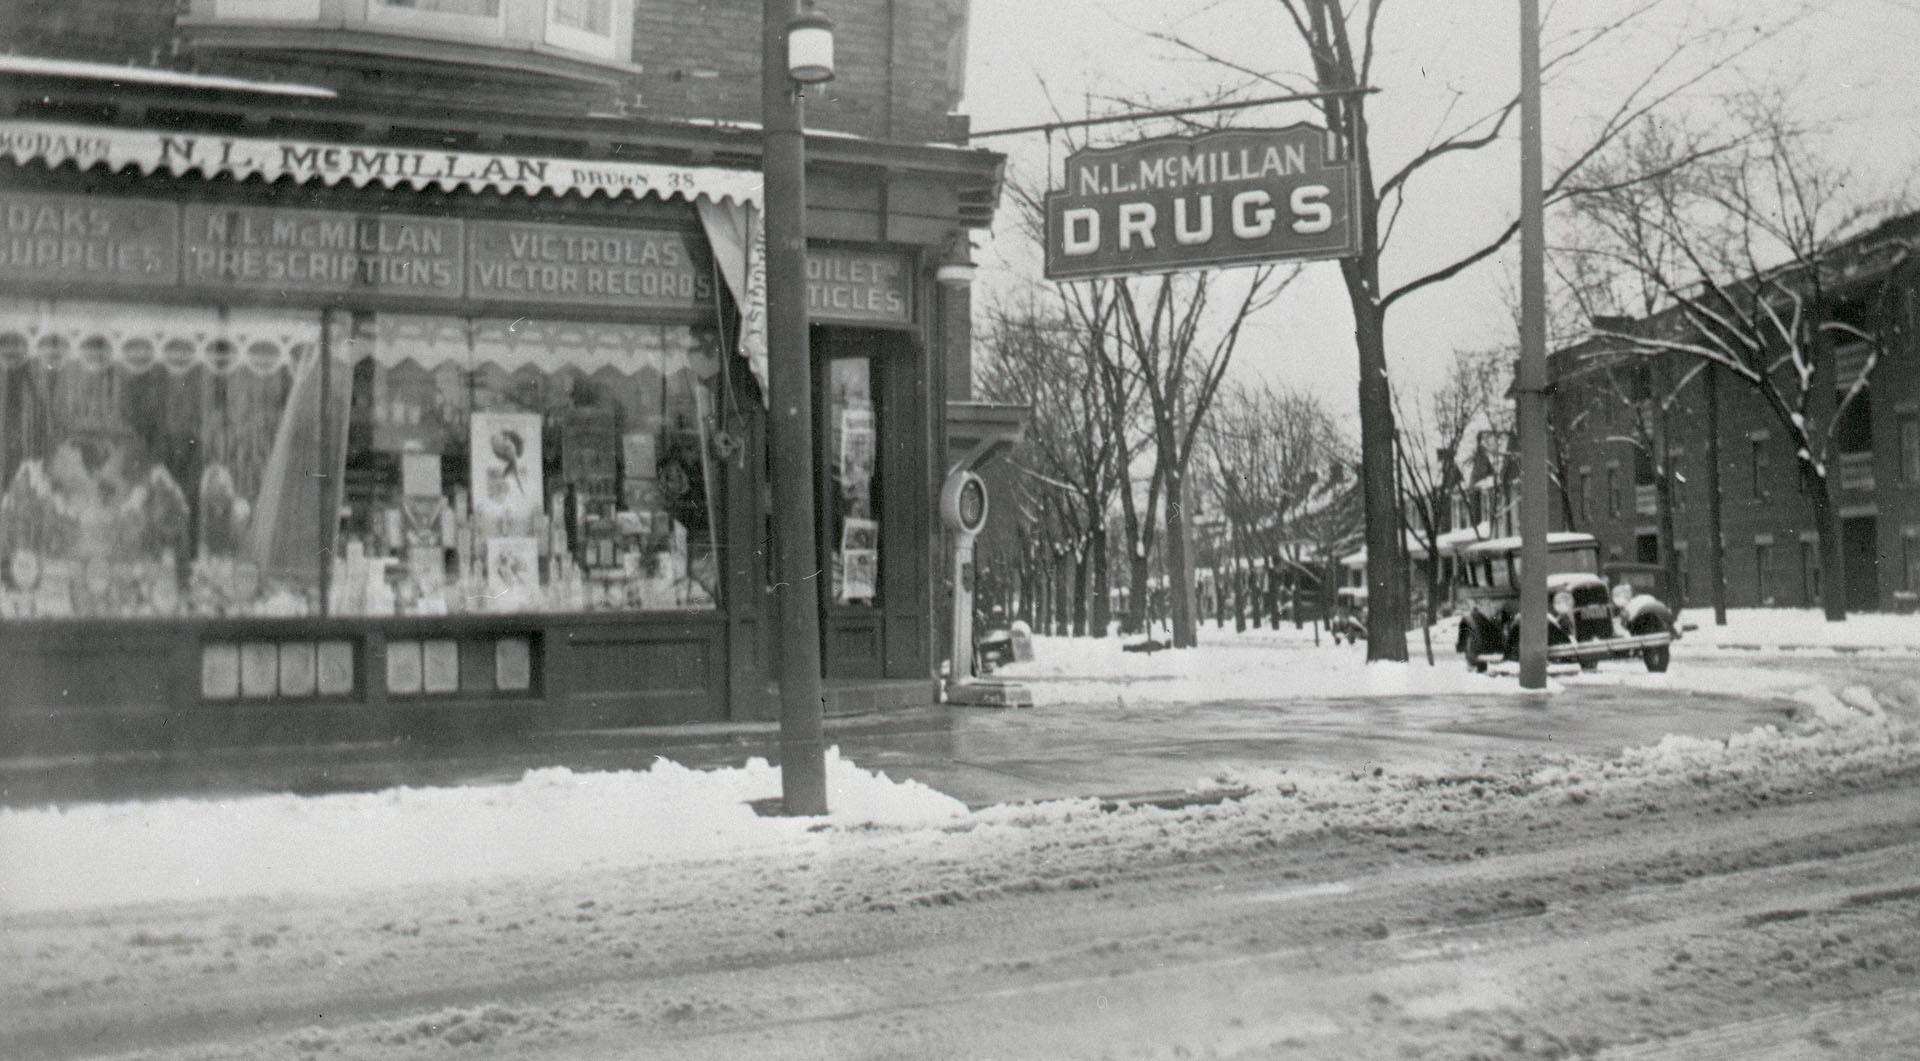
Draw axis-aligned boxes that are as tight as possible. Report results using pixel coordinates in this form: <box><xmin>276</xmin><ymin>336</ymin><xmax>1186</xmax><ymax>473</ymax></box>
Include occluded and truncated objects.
<box><xmin>1643</xmin><ymin>644</ymin><xmax>1670</xmax><ymax>673</ymax></box>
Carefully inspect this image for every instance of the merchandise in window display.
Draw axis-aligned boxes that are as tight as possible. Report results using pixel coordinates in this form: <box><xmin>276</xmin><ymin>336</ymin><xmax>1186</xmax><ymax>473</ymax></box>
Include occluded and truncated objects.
<box><xmin>0</xmin><ymin>296</ymin><xmax>331</xmax><ymax>620</ymax></box>
<box><xmin>0</xmin><ymin>302</ymin><xmax>723</xmax><ymax>620</ymax></box>
<box><xmin>827</xmin><ymin>359</ymin><xmax>880</xmax><ymax>607</ymax></box>
<box><xmin>327</xmin><ymin>314</ymin><xmax>722</xmax><ymax>617</ymax></box>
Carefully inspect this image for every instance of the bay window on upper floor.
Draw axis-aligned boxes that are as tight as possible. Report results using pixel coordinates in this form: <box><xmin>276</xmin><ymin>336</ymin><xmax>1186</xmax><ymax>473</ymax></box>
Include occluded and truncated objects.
<box><xmin>185</xmin><ymin>0</ymin><xmax>633</xmax><ymax>74</ymax></box>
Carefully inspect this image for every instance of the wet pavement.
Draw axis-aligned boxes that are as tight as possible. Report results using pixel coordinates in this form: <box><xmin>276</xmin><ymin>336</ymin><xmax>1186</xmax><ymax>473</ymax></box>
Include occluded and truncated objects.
<box><xmin>4</xmin><ymin>650</ymin><xmax>1892</xmax><ymax>810</ymax></box>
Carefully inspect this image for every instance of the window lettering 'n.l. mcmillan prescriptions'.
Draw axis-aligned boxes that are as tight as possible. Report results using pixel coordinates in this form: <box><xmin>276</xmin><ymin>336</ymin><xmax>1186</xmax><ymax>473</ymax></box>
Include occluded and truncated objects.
<box><xmin>1043</xmin><ymin>125</ymin><xmax>1359</xmax><ymax>281</ymax></box>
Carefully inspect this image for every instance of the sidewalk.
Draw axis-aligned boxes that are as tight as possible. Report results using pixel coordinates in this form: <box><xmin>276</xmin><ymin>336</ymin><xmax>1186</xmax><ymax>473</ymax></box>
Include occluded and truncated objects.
<box><xmin>6</xmin><ymin>612</ymin><xmax>1914</xmax><ymax>810</ymax></box>
<box><xmin>7</xmin><ymin>651</ymin><xmax>1882</xmax><ymax>810</ymax></box>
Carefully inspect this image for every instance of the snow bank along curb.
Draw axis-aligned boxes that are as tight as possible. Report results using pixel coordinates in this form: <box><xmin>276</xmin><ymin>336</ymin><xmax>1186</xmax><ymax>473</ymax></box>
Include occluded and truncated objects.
<box><xmin>0</xmin><ymin>749</ymin><xmax>968</xmax><ymax>915</ymax></box>
<box><xmin>3</xmin><ymin>671</ymin><xmax>1912</xmax><ymax>917</ymax></box>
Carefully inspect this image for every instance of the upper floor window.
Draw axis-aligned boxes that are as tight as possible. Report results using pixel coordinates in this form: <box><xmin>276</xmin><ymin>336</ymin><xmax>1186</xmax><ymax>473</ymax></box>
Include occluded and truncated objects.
<box><xmin>213</xmin><ymin>0</ymin><xmax>321</xmax><ymax>18</ymax></box>
<box><xmin>546</xmin><ymin>0</ymin><xmax>617</xmax><ymax>59</ymax></box>
<box><xmin>371</xmin><ymin>0</ymin><xmax>507</xmax><ymax>42</ymax></box>
<box><xmin>195</xmin><ymin>0</ymin><xmax>630</xmax><ymax>66</ymax></box>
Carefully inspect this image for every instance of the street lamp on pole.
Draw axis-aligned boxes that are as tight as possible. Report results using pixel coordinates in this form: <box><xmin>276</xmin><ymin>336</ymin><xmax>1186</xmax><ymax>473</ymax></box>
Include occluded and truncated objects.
<box><xmin>763</xmin><ymin>0</ymin><xmax>833</xmax><ymax>815</ymax></box>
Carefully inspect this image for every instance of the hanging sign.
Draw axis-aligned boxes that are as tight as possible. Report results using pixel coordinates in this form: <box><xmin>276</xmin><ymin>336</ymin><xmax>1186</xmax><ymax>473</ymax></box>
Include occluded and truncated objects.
<box><xmin>1043</xmin><ymin>124</ymin><xmax>1360</xmax><ymax>281</ymax></box>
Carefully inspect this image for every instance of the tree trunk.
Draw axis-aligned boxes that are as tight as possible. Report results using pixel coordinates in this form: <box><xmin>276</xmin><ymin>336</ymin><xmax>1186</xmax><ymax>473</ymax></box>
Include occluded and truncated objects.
<box><xmin>1089</xmin><ymin>523</ymin><xmax>1111</xmax><ymax>638</ymax></box>
<box><xmin>1702</xmin><ymin>363</ymin><xmax>1728</xmax><ymax>625</ymax></box>
<box><xmin>1422</xmin><ymin>551</ymin><xmax>1440</xmax><ymax>666</ymax></box>
<box><xmin>1233</xmin><ymin>555</ymin><xmax>1247</xmax><ymax>632</ymax></box>
<box><xmin>1125</xmin><ymin>541</ymin><xmax>1151</xmax><ymax>638</ymax></box>
<box><xmin>1033</xmin><ymin>559</ymin><xmax>1048</xmax><ymax>634</ymax></box>
<box><xmin>1054</xmin><ymin>557</ymin><xmax>1073</xmax><ymax>636</ymax></box>
<box><xmin>1071</xmin><ymin>543</ymin><xmax>1089</xmax><ymax>637</ymax></box>
<box><xmin>1655</xmin><ymin>466</ymin><xmax>1681</xmax><ymax>618</ymax></box>
<box><xmin>1803</xmin><ymin>291</ymin><xmax>1846</xmax><ymax>623</ymax></box>
<box><xmin>1162</xmin><ymin>460</ymin><xmax>1199</xmax><ymax>648</ymax></box>
<box><xmin>1799</xmin><ymin>460</ymin><xmax>1848</xmax><ymax>622</ymax></box>
<box><xmin>1351</xmin><ymin>290</ymin><xmax>1410</xmax><ymax>662</ymax></box>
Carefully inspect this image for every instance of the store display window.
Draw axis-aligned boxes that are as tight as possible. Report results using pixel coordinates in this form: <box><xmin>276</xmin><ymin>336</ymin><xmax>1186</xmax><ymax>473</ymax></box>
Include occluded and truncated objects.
<box><xmin>0</xmin><ymin>299</ymin><xmax>722</xmax><ymax>621</ymax></box>
<box><xmin>0</xmin><ymin>299</ymin><xmax>328</xmax><ymax>620</ymax></box>
<box><xmin>333</xmin><ymin>313</ymin><xmax>721</xmax><ymax>617</ymax></box>
<box><xmin>827</xmin><ymin>357</ymin><xmax>879</xmax><ymax>606</ymax></box>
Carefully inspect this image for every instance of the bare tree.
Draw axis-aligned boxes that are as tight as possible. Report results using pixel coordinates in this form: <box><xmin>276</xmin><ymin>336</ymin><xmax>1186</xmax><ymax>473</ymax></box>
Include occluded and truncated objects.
<box><xmin>1558</xmin><ymin>96</ymin><xmax>1913</xmax><ymax>621</ymax></box>
<box><xmin>1394</xmin><ymin>346</ymin><xmax>1513</xmax><ymax>662</ymax></box>
<box><xmin>976</xmin><ymin>293</ymin><xmax>1133</xmax><ymax>637</ymax></box>
<box><xmin>1147</xmin><ymin>0</ymin><xmax>1808</xmax><ymax>660</ymax></box>
<box><xmin>1004</xmin><ymin>150</ymin><xmax>1296</xmax><ymax>646</ymax></box>
<box><xmin>1113</xmin><ymin>268</ymin><xmax>1296</xmax><ymax>648</ymax></box>
<box><xmin>1197</xmin><ymin>378</ymin><xmax>1343</xmax><ymax>629</ymax></box>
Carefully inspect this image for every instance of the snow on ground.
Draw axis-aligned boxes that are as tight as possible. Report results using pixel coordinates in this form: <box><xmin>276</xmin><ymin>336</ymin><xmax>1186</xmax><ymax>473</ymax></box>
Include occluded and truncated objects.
<box><xmin>6</xmin><ymin>671</ymin><xmax>1915</xmax><ymax>920</ymax></box>
<box><xmin>0</xmin><ymin>750</ymin><xmax>965</xmax><ymax>916</ymax></box>
<box><xmin>4</xmin><ymin>611</ymin><xmax>1913</xmax><ymax>921</ymax></box>
<box><xmin>1677</xmin><ymin>607</ymin><xmax>1920</xmax><ymax>652</ymax></box>
<box><xmin>991</xmin><ymin>617</ymin><xmax>1857</xmax><ymax>707</ymax></box>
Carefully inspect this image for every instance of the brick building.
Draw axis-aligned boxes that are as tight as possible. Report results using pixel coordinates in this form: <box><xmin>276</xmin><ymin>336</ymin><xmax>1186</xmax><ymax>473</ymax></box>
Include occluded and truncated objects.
<box><xmin>0</xmin><ymin>0</ymin><xmax>1003</xmax><ymax>751</ymax></box>
<box><xmin>1549</xmin><ymin>213</ymin><xmax>1920</xmax><ymax>614</ymax></box>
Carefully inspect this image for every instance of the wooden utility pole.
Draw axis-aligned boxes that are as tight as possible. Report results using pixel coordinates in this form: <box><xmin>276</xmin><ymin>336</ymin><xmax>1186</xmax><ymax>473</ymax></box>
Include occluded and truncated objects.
<box><xmin>1516</xmin><ymin>0</ymin><xmax>1550</xmax><ymax>689</ymax></box>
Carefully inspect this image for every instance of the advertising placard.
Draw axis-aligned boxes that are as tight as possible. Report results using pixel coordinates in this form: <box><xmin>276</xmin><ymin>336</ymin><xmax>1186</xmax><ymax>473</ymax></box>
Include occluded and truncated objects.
<box><xmin>467</xmin><ymin>220</ymin><xmax>711</xmax><ymax>310</ymax></box>
<box><xmin>0</xmin><ymin>191</ymin><xmax>179</xmax><ymax>287</ymax></box>
<box><xmin>806</xmin><ymin>246</ymin><xmax>913</xmax><ymax>325</ymax></box>
<box><xmin>182</xmin><ymin>204</ymin><xmax>462</xmax><ymax>297</ymax></box>
<box><xmin>1043</xmin><ymin>125</ymin><xmax>1360</xmax><ymax>281</ymax></box>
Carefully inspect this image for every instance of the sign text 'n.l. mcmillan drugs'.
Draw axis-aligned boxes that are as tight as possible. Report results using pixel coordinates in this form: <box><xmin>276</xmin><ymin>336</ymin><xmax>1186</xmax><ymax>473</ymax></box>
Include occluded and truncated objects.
<box><xmin>1043</xmin><ymin>125</ymin><xmax>1360</xmax><ymax>281</ymax></box>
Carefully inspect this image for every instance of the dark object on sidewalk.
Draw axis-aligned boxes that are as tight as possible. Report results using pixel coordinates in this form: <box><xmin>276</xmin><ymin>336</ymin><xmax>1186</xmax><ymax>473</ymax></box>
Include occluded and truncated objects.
<box><xmin>1122</xmin><ymin>638</ymin><xmax>1171</xmax><ymax>654</ymax></box>
<box><xmin>976</xmin><ymin>625</ymin><xmax>1015</xmax><ymax>672</ymax></box>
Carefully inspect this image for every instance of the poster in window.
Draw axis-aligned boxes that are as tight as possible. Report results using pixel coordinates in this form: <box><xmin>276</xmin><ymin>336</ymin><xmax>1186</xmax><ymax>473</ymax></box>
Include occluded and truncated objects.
<box><xmin>839</xmin><ymin>548</ymin><xmax>877</xmax><ymax>603</ymax></box>
<box><xmin>838</xmin><ymin>408</ymin><xmax>875</xmax><ymax>488</ymax></box>
<box><xmin>841</xmin><ymin>517</ymin><xmax>878</xmax><ymax>554</ymax></box>
<box><xmin>485</xmin><ymin>535</ymin><xmax>540</xmax><ymax>605</ymax></box>
<box><xmin>470</xmin><ymin>412</ymin><xmax>543</xmax><ymax>530</ymax></box>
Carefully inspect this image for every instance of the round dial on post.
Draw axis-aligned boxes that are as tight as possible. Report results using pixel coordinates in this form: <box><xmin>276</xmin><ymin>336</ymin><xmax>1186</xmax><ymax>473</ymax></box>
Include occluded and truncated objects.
<box><xmin>940</xmin><ymin>471</ymin><xmax>990</xmax><ymax>535</ymax></box>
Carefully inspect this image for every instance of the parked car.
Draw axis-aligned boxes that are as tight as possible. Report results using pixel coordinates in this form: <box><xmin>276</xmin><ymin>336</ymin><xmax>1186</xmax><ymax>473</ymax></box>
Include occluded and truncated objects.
<box><xmin>1453</xmin><ymin>532</ymin><xmax>1676</xmax><ymax>672</ymax></box>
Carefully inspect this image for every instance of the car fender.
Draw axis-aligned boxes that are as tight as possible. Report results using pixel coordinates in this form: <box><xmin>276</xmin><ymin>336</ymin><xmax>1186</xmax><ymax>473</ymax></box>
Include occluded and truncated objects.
<box><xmin>1621</xmin><ymin>596</ymin><xmax>1672</xmax><ymax>632</ymax></box>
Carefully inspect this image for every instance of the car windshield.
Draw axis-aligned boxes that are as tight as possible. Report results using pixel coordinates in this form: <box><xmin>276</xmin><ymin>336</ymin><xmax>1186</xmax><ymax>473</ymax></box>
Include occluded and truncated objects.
<box><xmin>1481</xmin><ymin>543</ymin><xmax>1600</xmax><ymax>583</ymax></box>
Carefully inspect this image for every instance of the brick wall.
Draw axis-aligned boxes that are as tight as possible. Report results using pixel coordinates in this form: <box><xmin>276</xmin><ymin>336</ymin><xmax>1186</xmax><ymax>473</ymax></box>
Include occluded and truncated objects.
<box><xmin>0</xmin><ymin>0</ymin><xmax>176</xmax><ymax>65</ymax></box>
<box><xmin>0</xmin><ymin>0</ymin><xmax>971</xmax><ymax>144</ymax></box>
<box><xmin>631</xmin><ymin>0</ymin><xmax>966</xmax><ymax>143</ymax></box>
<box><xmin>1550</xmin><ymin>284</ymin><xmax>1920</xmax><ymax>610</ymax></box>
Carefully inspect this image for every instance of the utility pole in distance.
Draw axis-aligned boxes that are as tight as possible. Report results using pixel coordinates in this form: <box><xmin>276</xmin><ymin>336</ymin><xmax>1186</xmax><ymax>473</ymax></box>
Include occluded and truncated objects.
<box><xmin>763</xmin><ymin>0</ymin><xmax>830</xmax><ymax>815</ymax></box>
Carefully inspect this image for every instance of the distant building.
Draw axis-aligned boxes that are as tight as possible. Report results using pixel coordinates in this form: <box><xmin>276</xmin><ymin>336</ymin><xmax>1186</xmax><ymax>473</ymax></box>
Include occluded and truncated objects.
<box><xmin>1548</xmin><ymin>213</ymin><xmax>1920</xmax><ymax>613</ymax></box>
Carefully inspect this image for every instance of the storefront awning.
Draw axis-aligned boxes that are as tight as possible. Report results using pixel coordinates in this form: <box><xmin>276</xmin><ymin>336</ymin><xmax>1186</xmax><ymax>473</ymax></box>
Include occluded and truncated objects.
<box><xmin>0</xmin><ymin>119</ymin><xmax>761</xmax><ymax>207</ymax></box>
<box><xmin>1</xmin><ymin>117</ymin><xmax>771</xmax><ymax>397</ymax></box>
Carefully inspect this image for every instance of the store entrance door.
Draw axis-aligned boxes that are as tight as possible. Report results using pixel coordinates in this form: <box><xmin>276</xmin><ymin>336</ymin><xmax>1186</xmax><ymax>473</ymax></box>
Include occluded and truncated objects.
<box><xmin>815</xmin><ymin>335</ymin><xmax>887</xmax><ymax>679</ymax></box>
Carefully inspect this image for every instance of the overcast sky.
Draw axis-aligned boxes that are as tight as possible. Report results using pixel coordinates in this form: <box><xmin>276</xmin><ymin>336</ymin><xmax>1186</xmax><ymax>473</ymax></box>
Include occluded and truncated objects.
<box><xmin>962</xmin><ymin>0</ymin><xmax>1920</xmax><ymax>424</ymax></box>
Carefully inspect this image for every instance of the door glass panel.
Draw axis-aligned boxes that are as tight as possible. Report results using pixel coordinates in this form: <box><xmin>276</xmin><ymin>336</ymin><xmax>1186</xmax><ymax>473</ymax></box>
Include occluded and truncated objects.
<box><xmin>828</xmin><ymin>357</ymin><xmax>878</xmax><ymax>607</ymax></box>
